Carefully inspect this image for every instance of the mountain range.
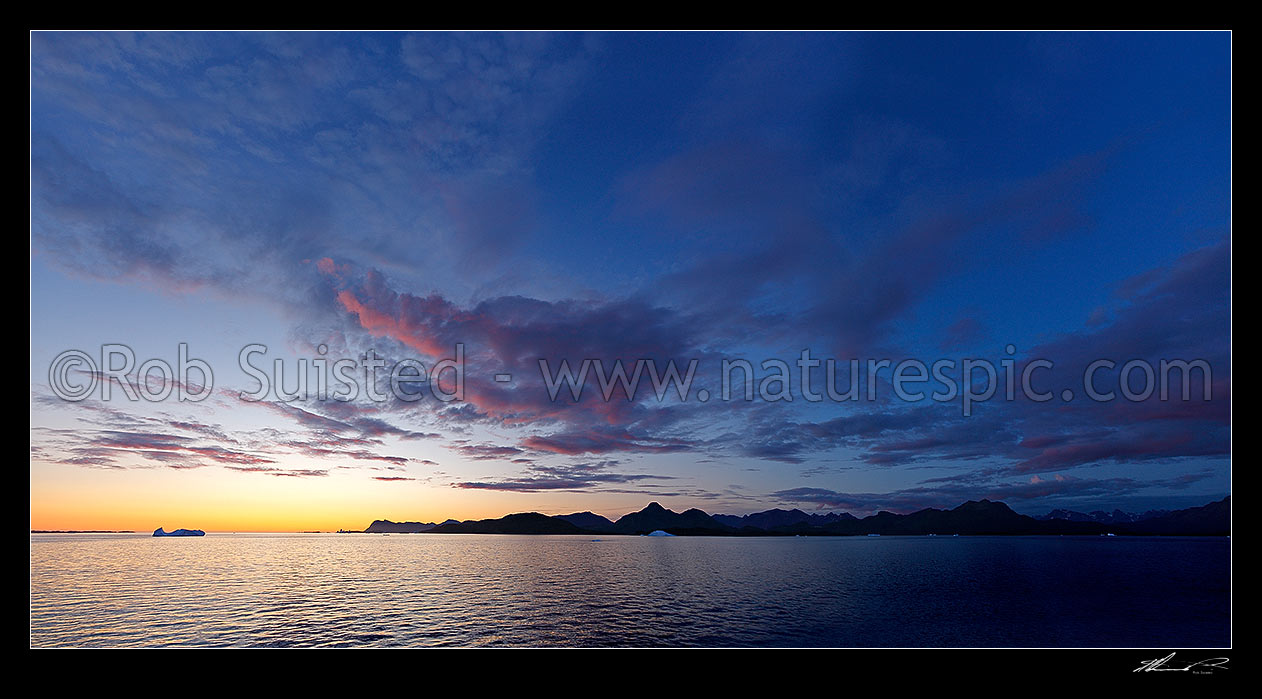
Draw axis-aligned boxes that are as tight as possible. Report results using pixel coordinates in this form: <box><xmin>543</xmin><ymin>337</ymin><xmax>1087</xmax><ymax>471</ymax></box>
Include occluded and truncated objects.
<box><xmin>1036</xmin><ymin>508</ymin><xmax>1172</xmax><ymax>525</ymax></box>
<box><xmin>363</xmin><ymin>518</ymin><xmax>457</xmax><ymax>533</ymax></box>
<box><xmin>357</xmin><ymin>496</ymin><xmax>1229</xmax><ymax>537</ymax></box>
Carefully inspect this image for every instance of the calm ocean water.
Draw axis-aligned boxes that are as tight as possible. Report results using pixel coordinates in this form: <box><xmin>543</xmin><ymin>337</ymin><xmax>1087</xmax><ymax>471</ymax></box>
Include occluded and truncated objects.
<box><xmin>30</xmin><ymin>533</ymin><xmax>1230</xmax><ymax>648</ymax></box>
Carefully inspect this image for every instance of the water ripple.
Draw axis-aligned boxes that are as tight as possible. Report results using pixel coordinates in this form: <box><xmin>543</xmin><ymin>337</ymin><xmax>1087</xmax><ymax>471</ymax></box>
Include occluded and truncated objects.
<box><xmin>30</xmin><ymin>533</ymin><xmax>1229</xmax><ymax>647</ymax></box>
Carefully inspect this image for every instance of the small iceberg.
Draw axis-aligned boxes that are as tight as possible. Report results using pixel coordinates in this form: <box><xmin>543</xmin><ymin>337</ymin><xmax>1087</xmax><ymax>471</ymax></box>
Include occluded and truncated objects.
<box><xmin>645</xmin><ymin>530</ymin><xmax>675</xmax><ymax>537</ymax></box>
<box><xmin>153</xmin><ymin>527</ymin><xmax>205</xmax><ymax>537</ymax></box>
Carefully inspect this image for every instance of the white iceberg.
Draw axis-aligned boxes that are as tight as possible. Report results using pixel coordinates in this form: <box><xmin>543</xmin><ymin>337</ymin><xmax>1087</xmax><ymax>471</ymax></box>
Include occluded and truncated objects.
<box><xmin>153</xmin><ymin>527</ymin><xmax>205</xmax><ymax>537</ymax></box>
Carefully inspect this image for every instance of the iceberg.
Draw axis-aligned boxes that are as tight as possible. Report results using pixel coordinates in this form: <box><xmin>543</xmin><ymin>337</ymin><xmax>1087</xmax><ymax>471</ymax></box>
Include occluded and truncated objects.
<box><xmin>153</xmin><ymin>527</ymin><xmax>205</xmax><ymax>537</ymax></box>
<box><xmin>645</xmin><ymin>530</ymin><xmax>675</xmax><ymax>537</ymax></box>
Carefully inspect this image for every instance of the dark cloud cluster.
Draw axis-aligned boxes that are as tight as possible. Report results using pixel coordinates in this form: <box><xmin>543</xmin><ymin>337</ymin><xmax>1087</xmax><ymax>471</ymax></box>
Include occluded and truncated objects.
<box><xmin>453</xmin><ymin>459</ymin><xmax>677</xmax><ymax>493</ymax></box>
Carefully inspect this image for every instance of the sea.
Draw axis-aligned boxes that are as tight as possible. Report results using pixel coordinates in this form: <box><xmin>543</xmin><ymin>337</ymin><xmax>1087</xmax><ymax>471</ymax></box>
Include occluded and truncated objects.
<box><xmin>29</xmin><ymin>532</ymin><xmax>1230</xmax><ymax>648</ymax></box>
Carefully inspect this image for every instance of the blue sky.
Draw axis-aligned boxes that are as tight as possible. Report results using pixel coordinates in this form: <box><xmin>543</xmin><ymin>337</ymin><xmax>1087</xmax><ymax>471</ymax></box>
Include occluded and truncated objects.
<box><xmin>30</xmin><ymin>32</ymin><xmax>1230</xmax><ymax>528</ymax></box>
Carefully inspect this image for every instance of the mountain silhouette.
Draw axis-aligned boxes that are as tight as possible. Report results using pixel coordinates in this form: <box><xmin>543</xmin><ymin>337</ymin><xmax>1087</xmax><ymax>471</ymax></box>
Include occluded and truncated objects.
<box><xmin>427</xmin><ymin>512</ymin><xmax>587</xmax><ymax>535</ymax></box>
<box><xmin>712</xmin><ymin>508</ymin><xmax>855</xmax><ymax>530</ymax></box>
<box><xmin>363</xmin><ymin>519</ymin><xmax>438</xmax><ymax>533</ymax></box>
<box><xmin>1117</xmin><ymin>496</ymin><xmax>1229</xmax><ymax>535</ymax></box>
<box><xmin>355</xmin><ymin>497</ymin><xmax>1229</xmax><ymax>536</ymax></box>
<box><xmin>1037</xmin><ymin>508</ymin><xmax>1171</xmax><ymax>525</ymax></box>
<box><xmin>817</xmin><ymin>499</ymin><xmax>1056</xmax><ymax>536</ymax></box>
<box><xmin>554</xmin><ymin>511</ymin><xmax>616</xmax><ymax>531</ymax></box>
<box><xmin>612</xmin><ymin>502</ymin><xmax>729</xmax><ymax>535</ymax></box>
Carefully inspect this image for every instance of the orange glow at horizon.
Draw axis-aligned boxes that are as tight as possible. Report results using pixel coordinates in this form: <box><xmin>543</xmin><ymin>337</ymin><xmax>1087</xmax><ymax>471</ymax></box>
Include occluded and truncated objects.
<box><xmin>29</xmin><ymin>462</ymin><xmax>659</xmax><ymax>532</ymax></box>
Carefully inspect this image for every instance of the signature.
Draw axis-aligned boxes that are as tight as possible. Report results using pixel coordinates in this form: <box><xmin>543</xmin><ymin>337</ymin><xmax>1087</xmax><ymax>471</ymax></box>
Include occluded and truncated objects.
<box><xmin>1134</xmin><ymin>653</ymin><xmax>1229</xmax><ymax>673</ymax></box>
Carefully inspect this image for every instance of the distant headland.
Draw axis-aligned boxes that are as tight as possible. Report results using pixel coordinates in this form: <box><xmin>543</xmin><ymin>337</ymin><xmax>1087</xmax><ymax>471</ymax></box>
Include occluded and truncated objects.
<box><xmin>153</xmin><ymin>527</ymin><xmax>205</xmax><ymax>537</ymax></box>
<box><xmin>354</xmin><ymin>496</ymin><xmax>1230</xmax><ymax>537</ymax></box>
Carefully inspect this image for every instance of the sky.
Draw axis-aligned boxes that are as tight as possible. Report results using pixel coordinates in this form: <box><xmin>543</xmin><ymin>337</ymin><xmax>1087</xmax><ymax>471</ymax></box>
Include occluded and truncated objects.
<box><xmin>29</xmin><ymin>31</ymin><xmax>1231</xmax><ymax>531</ymax></box>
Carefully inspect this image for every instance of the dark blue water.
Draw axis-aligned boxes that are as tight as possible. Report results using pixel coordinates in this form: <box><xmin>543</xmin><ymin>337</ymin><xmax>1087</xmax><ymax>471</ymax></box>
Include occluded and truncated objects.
<box><xmin>29</xmin><ymin>533</ymin><xmax>1230</xmax><ymax>647</ymax></box>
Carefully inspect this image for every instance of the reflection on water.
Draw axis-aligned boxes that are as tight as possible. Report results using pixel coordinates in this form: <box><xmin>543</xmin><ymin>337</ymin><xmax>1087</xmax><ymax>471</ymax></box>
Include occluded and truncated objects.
<box><xmin>30</xmin><ymin>533</ymin><xmax>1229</xmax><ymax>647</ymax></box>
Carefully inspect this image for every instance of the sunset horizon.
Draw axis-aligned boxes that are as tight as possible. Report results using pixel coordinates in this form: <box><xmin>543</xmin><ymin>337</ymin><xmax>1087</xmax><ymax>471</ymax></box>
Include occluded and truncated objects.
<box><xmin>31</xmin><ymin>28</ymin><xmax>1231</xmax><ymax>654</ymax></box>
